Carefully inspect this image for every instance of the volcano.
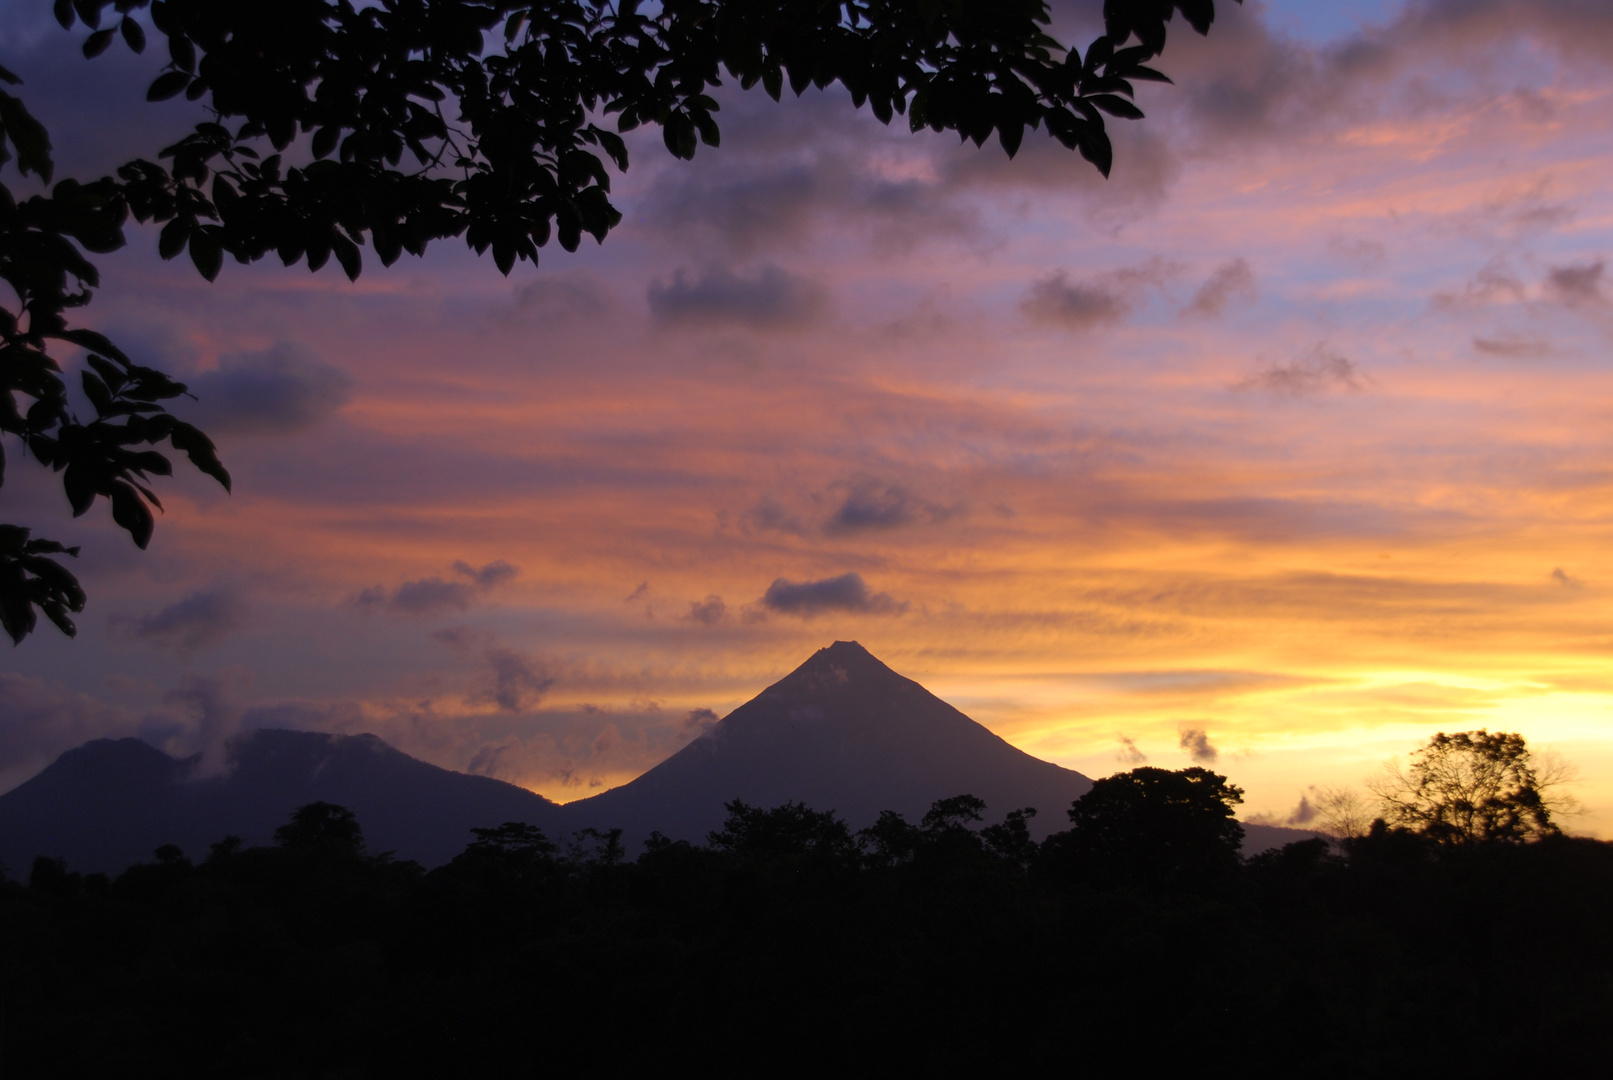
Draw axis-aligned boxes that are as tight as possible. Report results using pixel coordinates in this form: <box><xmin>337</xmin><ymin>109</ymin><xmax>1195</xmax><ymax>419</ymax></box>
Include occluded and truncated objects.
<box><xmin>558</xmin><ymin>640</ymin><xmax>1095</xmax><ymax>845</ymax></box>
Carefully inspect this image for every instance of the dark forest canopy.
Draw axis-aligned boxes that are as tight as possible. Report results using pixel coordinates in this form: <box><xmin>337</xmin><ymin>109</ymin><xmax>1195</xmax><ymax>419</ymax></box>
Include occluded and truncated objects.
<box><xmin>1</xmin><ymin>0</ymin><xmax>1238</xmax><ymax>642</ymax></box>
<box><xmin>4</xmin><ymin>768</ymin><xmax>1610</xmax><ymax>1076</ymax></box>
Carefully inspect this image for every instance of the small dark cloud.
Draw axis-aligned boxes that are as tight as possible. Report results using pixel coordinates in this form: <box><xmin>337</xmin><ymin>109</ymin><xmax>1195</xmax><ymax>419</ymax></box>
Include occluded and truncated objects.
<box><xmin>352</xmin><ymin>560</ymin><xmax>520</xmax><ymax>617</ymax></box>
<box><xmin>647</xmin><ymin>264</ymin><xmax>828</xmax><ymax>329</ymax></box>
<box><xmin>389</xmin><ymin>578</ymin><xmax>477</xmax><ymax>615</ymax></box>
<box><xmin>684</xmin><ymin>595</ymin><xmax>728</xmax><ymax>625</ymax></box>
<box><xmin>1186</xmin><ymin>258</ymin><xmax>1256</xmax><ymax>318</ymax></box>
<box><xmin>477</xmin><ymin>648</ymin><xmax>555</xmax><ymax>712</ymax></box>
<box><xmin>742</xmin><ymin>479</ymin><xmax>964</xmax><ymax>538</ymax></box>
<box><xmin>1233</xmin><ymin>347</ymin><xmax>1364</xmax><ymax>397</ymax></box>
<box><xmin>761</xmin><ymin>572</ymin><xmax>904</xmax><ymax>617</ymax></box>
<box><xmin>1021</xmin><ymin>271</ymin><xmax>1128</xmax><ymax>331</ymax></box>
<box><xmin>624</xmin><ymin>582</ymin><xmax>650</xmax><ymax>603</ymax></box>
<box><xmin>184</xmin><ymin>343</ymin><xmax>351</xmax><ymax>435</ymax></box>
<box><xmin>1178</xmin><ymin>725</ymin><xmax>1218</xmax><ymax>764</ymax></box>
<box><xmin>742</xmin><ymin>497</ymin><xmax>813</xmax><ymax>537</ymax></box>
<box><xmin>1546</xmin><ymin>260</ymin><xmax>1607</xmax><ymax>306</ymax></box>
<box><xmin>1552</xmin><ymin>567</ymin><xmax>1583</xmax><ymax>589</ymax></box>
<box><xmin>1021</xmin><ymin>260</ymin><xmax>1176</xmax><ymax>332</ymax></box>
<box><xmin>826</xmin><ymin>482</ymin><xmax>963</xmax><ymax>535</ymax></box>
<box><xmin>1116</xmin><ymin>734</ymin><xmax>1148</xmax><ymax>766</ymax></box>
<box><xmin>1473</xmin><ymin>333</ymin><xmax>1551</xmax><ymax>358</ymax></box>
<box><xmin>114</xmin><ymin>589</ymin><xmax>243</xmax><ymax>652</ymax></box>
<box><xmin>831</xmin><ymin>485</ymin><xmax>916</xmax><ymax>531</ymax></box>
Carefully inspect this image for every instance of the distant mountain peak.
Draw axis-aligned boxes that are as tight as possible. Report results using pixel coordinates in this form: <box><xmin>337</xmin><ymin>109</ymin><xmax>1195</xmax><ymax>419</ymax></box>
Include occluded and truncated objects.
<box><xmin>51</xmin><ymin>737</ymin><xmax>183</xmax><ymax>782</ymax></box>
<box><xmin>771</xmin><ymin>640</ymin><xmax>903</xmax><ymax>696</ymax></box>
<box><xmin>0</xmin><ymin>728</ymin><xmax>560</xmax><ymax>873</ymax></box>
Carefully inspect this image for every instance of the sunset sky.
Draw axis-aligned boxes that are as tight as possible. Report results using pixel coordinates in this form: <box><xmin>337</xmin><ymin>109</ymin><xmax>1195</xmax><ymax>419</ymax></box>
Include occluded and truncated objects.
<box><xmin>4</xmin><ymin>0</ymin><xmax>1612</xmax><ymax>835</ymax></box>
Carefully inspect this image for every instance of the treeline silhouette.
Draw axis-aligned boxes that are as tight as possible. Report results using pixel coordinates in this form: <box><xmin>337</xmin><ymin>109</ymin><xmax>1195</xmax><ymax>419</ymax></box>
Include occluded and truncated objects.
<box><xmin>3</xmin><ymin>771</ymin><xmax>1610</xmax><ymax>1077</ymax></box>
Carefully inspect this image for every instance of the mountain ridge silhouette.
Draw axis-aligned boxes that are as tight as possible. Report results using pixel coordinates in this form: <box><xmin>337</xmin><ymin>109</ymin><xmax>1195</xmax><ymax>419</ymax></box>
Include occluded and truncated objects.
<box><xmin>0</xmin><ymin>728</ymin><xmax>563</xmax><ymax>874</ymax></box>
<box><xmin>0</xmin><ymin>642</ymin><xmax>1315</xmax><ymax>873</ymax></box>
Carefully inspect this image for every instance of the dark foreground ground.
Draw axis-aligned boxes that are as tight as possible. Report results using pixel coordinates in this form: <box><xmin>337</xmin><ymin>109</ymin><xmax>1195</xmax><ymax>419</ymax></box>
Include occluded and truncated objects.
<box><xmin>3</xmin><ymin>800</ymin><xmax>1609</xmax><ymax>1078</ymax></box>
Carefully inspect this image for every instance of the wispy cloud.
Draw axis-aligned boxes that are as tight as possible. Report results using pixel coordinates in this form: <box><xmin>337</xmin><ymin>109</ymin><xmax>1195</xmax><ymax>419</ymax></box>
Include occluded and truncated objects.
<box><xmin>1178</xmin><ymin>726</ymin><xmax>1219</xmax><ymax>765</ymax></box>
<box><xmin>1021</xmin><ymin>272</ymin><xmax>1129</xmax><ymax>331</ymax></box>
<box><xmin>1233</xmin><ymin>347</ymin><xmax>1365</xmax><ymax>397</ymax></box>
<box><xmin>351</xmin><ymin>561</ymin><xmax>519</xmax><ymax>617</ymax></box>
<box><xmin>1473</xmin><ymin>333</ymin><xmax>1551</xmax><ymax>358</ymax></box>
<box><xmin>1186</xmin><ymin>258</ymin><xmax>1256</xmax><ymax>318</ymax></box>
<box><xmin>1116</xmin><ymin>734</ymin><xmax>1149</xmax><ymax>766</ymax></box>
<box><xmin>476</xmin><ymin>648</ymin><xmax>556</xmax><ymax>713</ymax></box>
<box><xmin>113</xmin><ymin>589</ymin><xmax>243</xmax><ymax>652</ymax></box>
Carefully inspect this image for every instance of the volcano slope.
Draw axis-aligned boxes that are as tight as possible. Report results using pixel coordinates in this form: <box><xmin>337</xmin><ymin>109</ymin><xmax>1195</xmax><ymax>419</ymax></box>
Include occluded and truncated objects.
<box><xmin>560</xmin><ymin>641</ymin><xmax>1096</xmax><ymax>847</ymax></box>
